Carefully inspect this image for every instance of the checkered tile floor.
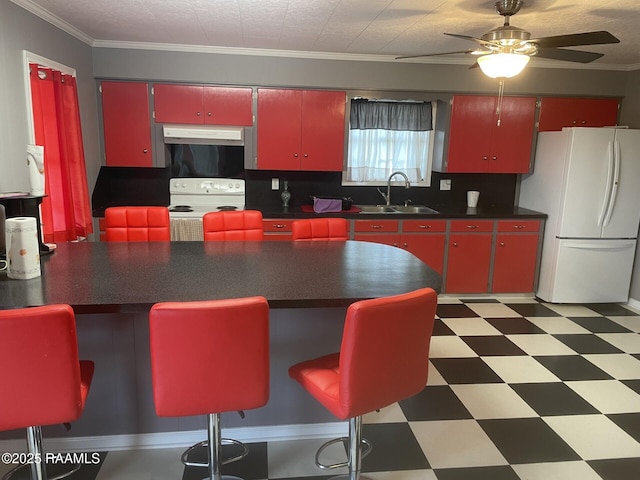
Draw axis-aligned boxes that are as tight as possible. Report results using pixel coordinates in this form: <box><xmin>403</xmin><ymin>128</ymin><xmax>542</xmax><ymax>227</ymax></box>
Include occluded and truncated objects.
<box><xmin>7</xmin><ymin>297</ymin><xmax>640</xmax><ymax>480</ymax></box>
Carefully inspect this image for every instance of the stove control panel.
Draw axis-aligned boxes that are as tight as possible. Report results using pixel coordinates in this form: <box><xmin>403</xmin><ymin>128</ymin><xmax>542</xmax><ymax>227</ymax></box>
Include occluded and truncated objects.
<box><xmin>169</xmin><ymin>178</ymin><xmax>245</xmax><ymax>195</ymax></box>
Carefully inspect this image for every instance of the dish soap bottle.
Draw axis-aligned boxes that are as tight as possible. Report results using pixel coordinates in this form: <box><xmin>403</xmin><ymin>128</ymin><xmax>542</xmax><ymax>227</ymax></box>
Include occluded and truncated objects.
<box><xmin>281</xmin><ymin>180</ymin><xmax>291</xmax><ymax>208</ymax></box>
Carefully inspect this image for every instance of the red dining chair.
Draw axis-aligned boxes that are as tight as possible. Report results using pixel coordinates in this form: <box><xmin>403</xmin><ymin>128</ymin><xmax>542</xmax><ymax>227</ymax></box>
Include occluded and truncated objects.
<box><xmin>0</xmin><ymin>304</ymin><xmax>95</xmax><ymax>480</ymax></box>
<box><xmin>203</xmin><ymin>210</ymin><xmax>264</xmax><ymax>241</ymax></box>
<box><xmin>149</xmin><ymin>296</ymin><xmax>270</xmax><ymax>480</ymax></box>
<box><xmin>289</xmin><ymin>287</ymin><xmax>437</xmax><ymax>480</ymax></box>
<box><xmin>105</xmin><ymin>206</ymin><xmax>171</xmax><ymax>242</ymax></box>
<box><xmin>292</xmin><ymin>218</ymin><xmax>349</xmax><ymax>241</ymax></box>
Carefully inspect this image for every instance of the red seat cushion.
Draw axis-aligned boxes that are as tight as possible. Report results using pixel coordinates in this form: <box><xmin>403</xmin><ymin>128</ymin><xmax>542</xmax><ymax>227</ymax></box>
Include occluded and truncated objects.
<box><xmin>289</xmin><ymin>288</ymin><xmax>437</xmax><ymax>420</ymax></box>
<box><xmin>0</xmin><ymin>305</ymin><xmax>93</xmax><ymax>431</ymax></box>
<box><xmin>150</xmin><ymin>296</ymin><xmax>270</xmax><ymax>417</ymax></box>
<box><xmin>203</xmin><ymin>210</ymin><xmax>264</xmax><ymax>241</ymax></box>
<box><xmin>292</xmin><ymin>218</ymin><xmax>349</xmax><ymax>241</ymax></box>
<box><xmin>105</xmin><ymin>206</ymin><xmax>170</xmax><ymax>242</ymax></box>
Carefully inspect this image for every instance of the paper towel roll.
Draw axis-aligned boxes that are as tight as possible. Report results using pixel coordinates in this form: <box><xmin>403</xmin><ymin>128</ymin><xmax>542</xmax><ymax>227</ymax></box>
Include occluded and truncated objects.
<box><xmin>27</xmin><ymin>144</ymin><xmax>45</xmax><ymax>197</ymax></box>
<box><xmin>6</xmin><ymin>217</ymin><xmax>41</xmax><ymax>280</ymax></box>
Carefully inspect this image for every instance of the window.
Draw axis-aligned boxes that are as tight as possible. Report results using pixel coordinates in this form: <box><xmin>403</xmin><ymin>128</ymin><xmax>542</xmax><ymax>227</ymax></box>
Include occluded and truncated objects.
<box><xmin>344</xmin><ymin>99</ymin><xmax>435</xmax><ymax>186</ymax></box>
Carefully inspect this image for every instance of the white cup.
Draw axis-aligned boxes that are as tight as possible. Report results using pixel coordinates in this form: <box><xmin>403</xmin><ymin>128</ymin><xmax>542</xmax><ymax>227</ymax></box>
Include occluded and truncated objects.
<box><xmin>467</xmin><ymin>191</ymin><xmax>480</xmax><ymax>208</ymax></box>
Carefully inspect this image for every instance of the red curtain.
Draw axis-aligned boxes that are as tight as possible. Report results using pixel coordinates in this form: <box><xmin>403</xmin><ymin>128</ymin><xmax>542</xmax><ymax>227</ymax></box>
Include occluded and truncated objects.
<box><xmin>29</xmin><ymin>64</ymin><xmax>93</xmax><ymax>242</ymax></box>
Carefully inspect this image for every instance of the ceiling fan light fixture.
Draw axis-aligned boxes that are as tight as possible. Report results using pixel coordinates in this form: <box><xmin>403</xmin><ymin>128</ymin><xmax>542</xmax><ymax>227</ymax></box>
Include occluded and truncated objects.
<box><xmin>477</xmin><ymin>52</ymin><xmax>530</xmax><ymax>78</ymax></box>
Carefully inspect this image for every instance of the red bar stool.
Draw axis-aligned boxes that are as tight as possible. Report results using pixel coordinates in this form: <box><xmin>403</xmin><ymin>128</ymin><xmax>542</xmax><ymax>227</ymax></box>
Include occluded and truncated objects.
<box><xmin>149</xmin><ymin>296</ymin><xmax>270</xmax><ymax>480</ymax></box>
<box><xmin>289</xmin><ymin>288</ymin><xmax>437</xmax><ymax>480</ymax></box>
<box><xmin>0</xmin><ymin>305</ymin><xmax>94</xmax><ymax>480</ymax></box>
<box><xmin>104</xmin><ymin>206</ymin><xmax>171</xmax><ymax>242</ymax></box>
<box><xmin>292</xmin><ymin>218</ymin><xmax>349</xmax><ymax>241</ymax></box>
<box><xmin>203</xmin><ymin>211</ymin><xmax>264</xmax><ymax>241</ymax></box>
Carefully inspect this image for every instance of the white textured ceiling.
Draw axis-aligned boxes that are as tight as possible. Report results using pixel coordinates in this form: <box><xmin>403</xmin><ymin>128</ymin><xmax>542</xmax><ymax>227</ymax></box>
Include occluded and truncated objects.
<box><xmin>12</xmin><ymin>0</ymin><xmax>640</xmax><ymax>68</ymax></box>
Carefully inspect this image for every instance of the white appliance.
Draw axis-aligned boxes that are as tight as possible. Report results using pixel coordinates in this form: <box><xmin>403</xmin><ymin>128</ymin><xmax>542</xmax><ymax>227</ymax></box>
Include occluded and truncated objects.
<box><xmin>519</xmin><ymin>127</ymin><xmax>640</xmax><ymax>303</ymax></box>
<box><xmin>169</xmin><ymin>178</ymin><xmax>246</xmax><ymax>218</ymax></box>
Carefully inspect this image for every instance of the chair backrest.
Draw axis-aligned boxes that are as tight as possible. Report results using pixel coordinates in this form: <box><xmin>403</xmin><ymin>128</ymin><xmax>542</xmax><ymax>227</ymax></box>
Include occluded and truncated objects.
<box><xmin>292</xmin><ymin>218</ymin><xmax>349</xmax><ymax>241</ymax></box>
<box><xmin>149</xmin><ymin>296</ymin><xmax>270</xmax><ymax>417</ymax></box>
<box><xmin>105</xmin><ymin>206</ymin><xmax>170</xmax><ymax>242</ymax></box>
<box><xmin>338</xmin><ymin>287</ymin><xmax>437</xmax><ymax>418</ymax></box>
<box><xmin>0</xmin><ymin>304</ymin><xmax>85</xmax><ymax>430</ymax></box>
<box><xmin>202</xmin><ymin>210</ymin><xmax>264</xmax><ymax>241</ymax></box>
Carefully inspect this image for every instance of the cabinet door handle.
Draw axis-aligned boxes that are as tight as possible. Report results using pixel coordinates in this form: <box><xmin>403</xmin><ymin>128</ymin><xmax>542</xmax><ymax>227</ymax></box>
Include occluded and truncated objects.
<box><xmin>273</xmin><ymin>224</ymin><xmax>286</xmax><ymax>229</ymax></box>
<box><xmin>513</xmin><ymin>225</ymin><xmax>526</xmax><ymax>229</ymax></box>
<box><xmin>370</xmin><ymin>225</ymin><xmax>383</xmax><ymax>229</ymax></box>
<box><xmin>304</xmin><ymin>154</ymin><xmax>309</xmax><ymax>158</ymax></box>
<box><xmin>294</xmin><ymin>153</ymin><xmax>299</xmax><ymax>158</ymax></box>
<box><xmin>466</xmin><ymin>225</ymin><xmax>479</xmax><ymax>229</ymax></box>
<box><xmin>143</xmin><ymin>149</ymin><xmax>148</xmax><ymax>153</ymax></box>
<box><xmin>492</xmin><ymin>156</ymin><xmax>497</xmax><ymax>161</ymax></box>
<box><xmin>196</xmin><ymin>111</ymin><xmax>201</xmax><ymax>116</ymax></box>
<box><xmin>392</xmin><ymin>242</ymin><xmax>398</xmax><ymax>247</ymax></box>
<box><xmin>482</xmin><ymin>156</ymin><xmax>488</xmax><ymax>161</ymax></box>
<box><xmin>418</xmin><ymin>225</ymin><xmax>431</xmax><ymax>229</ymax></box>
<box><xmin>207</xmin><ymin>112</ymin><xmax>212</xmax><ymax>116</ymax></box>
<box><xmin>453</xmin><ymin>242</ymin><xmax>458</xmax><ymax>247</ymax></box>
<box><xmin>403</xmin><ymin>242</ymin><xmax>408</xmax><ymax>247</ymax></box>
<box><xmin>500</xmin><ymin>242</ymin><xmax>505</xmax><ymax>246</ymax></box>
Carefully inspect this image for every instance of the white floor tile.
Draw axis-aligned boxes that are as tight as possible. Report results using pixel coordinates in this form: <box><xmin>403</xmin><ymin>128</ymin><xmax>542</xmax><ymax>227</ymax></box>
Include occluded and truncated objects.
<box><xmin>506</xmin><ymin>334</ymin><xmax>577</xmax><ymax>356</ymax></box>
<box><xmin>410</xmin><ymin>420</ymin><xmax>507</xmax><ymax>469</ymax></box>
<box><xmin>608</xmin><ymin>316</ymin><xmax>640</xmax><ymax>333</ymax></box>
<box><xmin>451</xmin><ymin>384</ymin><xmax>538</xmax><ymax>419</ymax></box>
<box><xmin>429</xmin><ymin>336</ymin><xmax>478</xmax><ymax>358</ymax></box>
<box><xmin>427</xmin><ymin>361</ymin><xmax>447</xmax><ymax>386</ymax></box>
<box><xmin>436</xmin><ymin>297</ymin><xmax>464</xmax><ymax>304</ymax></box>
<box><xmin>566</xmin><ymin>380</ymin><xmax>640</xmax><ymax>414</ymax></box>
<box><xmin>482</xmin><ymin>356</ymin><xmax>560</xmax><ymax>383</ymax></box>
<box><xmin>525</xmin><ymin>317</ymin><xmax>591</xmax><ymax>334</ymax></box>
<box><xmin>363</xmin><ymin>403</ymin><xmax>407</xmax><ymax>424</ymax></box>
<box><xmin>596</xmin><ymin>333</ymin><xmax>640</xmax><ymax>353</ymax></box>
<box><xmin>465</xmin><ymin>303</ymin><xmax>522</xmax><ymax>318</ymax></box>
<box><xmin>494</xmin><ymin>296</ymin><xmax>539</xmax><ymax>304</ymax></box>
<box><xmin>511</xmin><ymin>460</ymin><xmax>603</xmax><ymax>480</ymax></box>
<box><xmin>95</xmin><ymin>448</ymin><xmax>185</xmax><ymax>480</ymax></box>
<box><xmin>268</xmin><ymin>438</ymin><xmax>348</xmax><ymax>478</ymax></box>
<box><xmin>541</xmin><ymin>303</ymin><xmax>602</xmax><ymax>317</ymax></box>
<box><xmin>441</xmin><ymin>318</ymin><xmax>503</xmax><ymax>336</ymax></box>
<box><xmin>544</xmin><ymin>415</ymin><xmax>640</xmax><ymax>460</ymax></box>
<box><xmin>366</xmin><ymin>470</ymin><xmax>438</xmax><ymax>480</ymax></box>
<box><xmin>584</xmin><ymin>354</ymin><xmax>640</xmax><ymax>380</ymax></box>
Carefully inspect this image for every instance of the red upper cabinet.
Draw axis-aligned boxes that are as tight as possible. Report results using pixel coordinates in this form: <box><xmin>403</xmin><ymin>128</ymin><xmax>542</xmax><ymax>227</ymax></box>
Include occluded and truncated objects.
<box><xmin>538</xmin><ymin>97</ymin><xmax>619</xmax><ymax>131</ymax></box>
<box><xmin>445</xmin><ymin>95</ymin><xmax>536</xmax><ymax>174</ymax></box>
<box><xmin>257</xmin><ymin>88</ymin><xmax>346</xmax><ymax>171</ymax></box>
<box><xmin>154</xmin><ymin>84</ymin><xmax>253</xmax><ymax>126</ymax></box>
<box><xmin>100</xmin><ymin>81</ymin><xmax>153</xmax><ymax>167</ymax></box>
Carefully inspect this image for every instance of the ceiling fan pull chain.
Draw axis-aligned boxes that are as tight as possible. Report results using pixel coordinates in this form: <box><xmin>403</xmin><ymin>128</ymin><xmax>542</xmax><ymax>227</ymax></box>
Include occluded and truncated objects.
<box><xmin>496</xmin><ymin>78</ymin><xmax>505</xmax><ymax>127</ymax></box>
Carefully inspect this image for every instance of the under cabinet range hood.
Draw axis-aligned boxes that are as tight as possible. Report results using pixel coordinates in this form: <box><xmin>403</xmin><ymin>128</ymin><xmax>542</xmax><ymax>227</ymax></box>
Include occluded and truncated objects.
<box><xmin>162</xmin><ymin>125</ymin><xmax>244</xmax><ymax>145</ymax></box>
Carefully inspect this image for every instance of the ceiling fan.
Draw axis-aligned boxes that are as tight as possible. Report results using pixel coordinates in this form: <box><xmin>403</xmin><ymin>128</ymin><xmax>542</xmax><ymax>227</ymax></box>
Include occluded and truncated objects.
<box><xmin>397</xmin><ymin>0</ymin><xmax>620</xmax><ymax>78</ymax></box>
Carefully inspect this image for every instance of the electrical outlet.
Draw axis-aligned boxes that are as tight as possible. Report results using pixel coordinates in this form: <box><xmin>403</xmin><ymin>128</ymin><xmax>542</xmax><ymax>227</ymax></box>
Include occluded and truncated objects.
<box><xmin>271</xmin><ymin>178</ymin><xmax>279</xmax><ymax>190</ymax></box>
<box><xmin>440</xmin><ymin>179</ymin><xmax>451</xmax><ymax>191</ymax></box>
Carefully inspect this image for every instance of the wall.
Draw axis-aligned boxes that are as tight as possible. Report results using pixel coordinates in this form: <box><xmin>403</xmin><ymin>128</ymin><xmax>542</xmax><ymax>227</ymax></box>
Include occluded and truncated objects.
<box><xmin>0</xmin><ymin>1</ymin><xmax>99</xmax><ymax>193</ymax></box>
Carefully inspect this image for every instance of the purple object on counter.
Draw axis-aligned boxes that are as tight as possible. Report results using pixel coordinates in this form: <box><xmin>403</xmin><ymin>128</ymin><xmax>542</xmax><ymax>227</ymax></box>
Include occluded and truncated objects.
<box><xmin>313</xmin><ymin>198</ymin><xmax>343</xmax><ymax>213</ymax></box>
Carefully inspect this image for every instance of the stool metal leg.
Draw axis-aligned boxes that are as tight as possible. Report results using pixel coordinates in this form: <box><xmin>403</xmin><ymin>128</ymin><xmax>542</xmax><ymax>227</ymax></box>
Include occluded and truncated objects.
<box><xmin>27</xmin><ymin>426</ymin><xmax>46</xmax><ymax>480</ymax></box>
<box><xmin>315</xmin><ymin>416</ymin><xmax>373</xmax><ymax>480</ymax></box>
<box><xmin>197</xmin><ymin>413</ymin><xmax>244</xmax><ymax>480</ymax></box>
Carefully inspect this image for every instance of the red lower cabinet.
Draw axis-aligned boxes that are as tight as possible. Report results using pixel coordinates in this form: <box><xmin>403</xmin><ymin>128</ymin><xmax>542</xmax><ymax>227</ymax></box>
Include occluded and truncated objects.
<box><xmin>401</xmin><ymin>220</ymin><xmax>446</xmax><ymax>274</ymax></box>
<box><xmin>446</xmin><ymin>233</ymin><xmax>493</xmax><ymax>293</ymax></box>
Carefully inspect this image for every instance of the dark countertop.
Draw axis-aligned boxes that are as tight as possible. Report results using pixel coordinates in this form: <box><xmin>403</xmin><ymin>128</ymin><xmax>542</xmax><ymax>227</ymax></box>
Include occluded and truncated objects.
<box><xmin>0</xmin><ymin>241</ymin><xmax>440</xmax><ymax>311</ymax></box>
<box><xmin>252</xmin><ymin>205</ymin><xmax>546</xmax><ymax>219</ymax></box>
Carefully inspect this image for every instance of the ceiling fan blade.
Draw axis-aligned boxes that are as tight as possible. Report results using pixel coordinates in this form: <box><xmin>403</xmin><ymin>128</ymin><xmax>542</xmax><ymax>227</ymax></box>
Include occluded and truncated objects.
<box><xmin>535</xmin><ymin>47</ymin><xmax>604</xmax><ymax>63</ymax></box>
<box><xmin>444</xmin><ymin>33</ymin><xmax>498</xmax><ymax>48</ymax></box>
<box><xmin>395</xmin><ymin>50</ymin><xmax>477</xmax><ymax>60</ymax></box>
<box><xmin>530</xmin><ymin>31</ymin><xmax>619</xmax><ymax>49</ymax></box>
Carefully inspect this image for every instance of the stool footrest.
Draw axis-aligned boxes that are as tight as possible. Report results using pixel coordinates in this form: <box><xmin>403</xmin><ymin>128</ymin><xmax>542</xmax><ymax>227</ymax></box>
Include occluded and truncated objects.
<box><xmin>181</xmin><ymin>438</ymin><xmax>249</xmax><ymax>468</ymax></box>
<box><xmin>314</xmin><ymin>436</ymin><xmax>372</xmax><ymax>470</ymax></box>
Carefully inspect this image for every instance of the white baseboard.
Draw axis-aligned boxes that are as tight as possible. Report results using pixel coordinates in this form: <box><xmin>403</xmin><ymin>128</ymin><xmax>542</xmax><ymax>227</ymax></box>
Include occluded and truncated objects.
<box><xmin>626</xmin><ymin>297</ymin><xmax>640</xmax><ymax>313</ymax></box>
<box><xmin>0</xmin><ymin>423</ymin><xmax>348</xmax><ymax>453</ymax></box>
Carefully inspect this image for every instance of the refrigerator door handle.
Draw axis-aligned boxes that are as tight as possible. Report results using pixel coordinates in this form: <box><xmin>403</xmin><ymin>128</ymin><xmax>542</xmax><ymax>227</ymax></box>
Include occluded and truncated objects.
<box><xmin>597</xmin><ymin>140</ymin><xmax>615</xmax><ymax>227</ymax></box>
<box><xmin>563</xmin><ymin>239</ymin><xmax>636</xmax><ymax>250</ymax></box>
<box><xmin>603</xmin><ymin>140</ymin><xmax>621</xmax><ymax>227</ymax></box>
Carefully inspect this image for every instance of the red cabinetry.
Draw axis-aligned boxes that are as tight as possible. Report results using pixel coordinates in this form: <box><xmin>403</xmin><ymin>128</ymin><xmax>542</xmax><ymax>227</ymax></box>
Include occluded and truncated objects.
<box><xmin>257</xmin><ymin>89</ymin><xmax>346</xmax><ymax>171</ymax></box>
<box><xmin>401</xmin><ymin>220</ymin><xmax>446</xmax><ymax>274</ymax></box>
<box><xmin>492</xmin><ymin>220</ymin><xmax>540</xmax><ymax>293</ymax></box>
<box><xmin>100</xmin><ymin>81</ymin><xmax>153</xmax><ymax>167</ymax></box>
<box><xmin>262</xmin><ymin>219</ymin><xmax>293</xmax><ymax>241</ymax></box>
<box><xmin>445</xmin><ymin>220</ymin><xmax>493</xmax><ymax>293</ymax></box>
<box><xmin>445</xmin><ymin>95</ymin><xmax>536</xmax><ymax>173</ymax></box>
<box><xmin>538</xmin><ymin>97</ymin><xmax>619</xmax><ymax>132</ymax></box>
<box><xmin>154</xmin><ymin>84</ymin><xmax>253</xmax><ymax>126</ymax></box>
<box><xmin>353</xmin><ymin>220</ymin><xmax>400</xmax><ymax>246</ymax></box>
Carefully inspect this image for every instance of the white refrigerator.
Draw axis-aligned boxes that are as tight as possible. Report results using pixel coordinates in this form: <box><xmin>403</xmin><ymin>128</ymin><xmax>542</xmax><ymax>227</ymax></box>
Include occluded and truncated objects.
<box><xmin>519</xmin><ymin>127</ymin><xmax>640</xmax><ymax>303</ymax></box>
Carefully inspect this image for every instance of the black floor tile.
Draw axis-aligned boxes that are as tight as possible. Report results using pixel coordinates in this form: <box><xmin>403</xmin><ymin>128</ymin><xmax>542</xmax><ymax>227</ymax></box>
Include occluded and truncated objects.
<box><xmin>567</xmin><ymin>316</ymin><xmax>634</xmax><ymax>333</ymax></box>
<box><xmin>607</xmin><ymin>413</ymin><xmax>640</xmax><ymax>443</ymax></box>
<box><xmin>554</xmin><ymin>334</ymin><xmax>624</xmax><ymax>354</ymax></box>
<box><xmin>461</xmin><ymin>336</ymin><xmax>527</xmax><ymax>356</ymax></box>
<box><xmin>361</xmin><ymin>423</ymin><xmax>430</xmax><ymax>472</ymax></box>
<box><xmin>431</xmin><ymin>358</ymin><xmax>504</xmax><ymax>384</ymax></box>
<box><xmin>484</xmin><ymin>317</ymin><xmax>546</xmax><ymax>334</ymax></box>
<box><xmin>504</xmin><ymin>303</ymin><xmax>560</xmax><ymax>317</ymax></box>
<box><xmin>432</xmin><ymin>319</ymin><xmax>456</xmax><ymax>336</ymax></box>
<box><xmin>586</xmin><ymin>304</ymin><xmax>639</xmax><ymax>317</ymax></box>
<box><xmin>460</xmin><ymin>298</ymin><xmax>501</xmax><ymax>304</ymax></box>
<box><xmin>533</xmin><ymin>355</ymin><xmax>613</xmax><ymax>381</ymax></box>
<box><xmin>510</xmin><ymin>382</ymin><xmax>600</xmax><ymax>416</ymax></box>
<box><xmin>399</xmin><ymin>386</ymin><xmax>473</xmax><ymax>421</ymax></box>
<box><xmin>183</xmin><ymin>442</ymin><xmax>268</xmax><ymax>480</ymax></box>
<box><xmin>434</xmin><ymin>465</ymin><xmax>520</xmax><ymax>480</ymax></box>
<box><xmin>588</xmin><ymin>457</ymin><xmax>640</xmax><ymax>480</ymax></box>
<box><xmin>436</xmin><ymin>304</ymin><xmax>480</xmax><ymax>318</ymax></box>
<box><xmin>478</xmin><ymin>418</ymin><xmax>581</xmax><ymax>464</ymax></box>
<box><xmin>622</xmin><ymin>379</ymin><xmax>640</xmax><ymax>395</ymax></box>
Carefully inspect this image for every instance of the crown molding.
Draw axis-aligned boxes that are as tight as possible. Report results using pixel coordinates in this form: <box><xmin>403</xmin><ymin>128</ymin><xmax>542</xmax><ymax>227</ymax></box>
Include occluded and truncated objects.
<box><xmin>11</xmin><ymin>0</ymin><xmax>93</xmax><ymax>45</ymax></box>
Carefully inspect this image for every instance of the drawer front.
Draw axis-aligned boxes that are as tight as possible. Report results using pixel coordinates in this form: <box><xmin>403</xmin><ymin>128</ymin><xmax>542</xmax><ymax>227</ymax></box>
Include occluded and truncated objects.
<box><xmin>262</xmin><ymin>219</ymin><xmax>293</xmax><ymax>232</ymax></box>
<box><xmin>354</xmin><ymin>220</ymin><xmax>399</xmax><ymax>233</ymax></box>
<box><xmin>402</xmin><ymin>219</ymin><xmax>447</xmax><ymax>233</ymax></box>
<box><xmin>449</xmin><ymin>220</ymin><xmax>494</xmax><ymax>233</ymax></box>
<box><xmin>497</xmin><ymin>219</ymin><xmax>541</xmax><ymax>232</ymax></box>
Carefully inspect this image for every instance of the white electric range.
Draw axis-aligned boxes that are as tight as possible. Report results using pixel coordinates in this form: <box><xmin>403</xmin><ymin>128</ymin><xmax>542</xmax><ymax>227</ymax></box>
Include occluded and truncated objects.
<box><xmin>168</xmin><ymin>178</ymin><xmax>246</xmax><ymax>219</ymax></box>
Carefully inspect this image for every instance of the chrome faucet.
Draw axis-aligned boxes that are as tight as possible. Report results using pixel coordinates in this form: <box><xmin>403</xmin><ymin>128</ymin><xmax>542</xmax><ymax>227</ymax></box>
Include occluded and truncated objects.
<box><xmin>378</xmin><ymin>171</ymin><xmax>410</xmax><ymax>206</ymax></box>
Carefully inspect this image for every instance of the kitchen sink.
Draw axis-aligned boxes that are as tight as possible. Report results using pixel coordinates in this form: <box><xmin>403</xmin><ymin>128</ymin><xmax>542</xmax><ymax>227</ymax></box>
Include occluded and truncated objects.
<box><xmin>357</xmin><ymin>205</ymin><xmax>439</xmax><ymax>214</ymax></box>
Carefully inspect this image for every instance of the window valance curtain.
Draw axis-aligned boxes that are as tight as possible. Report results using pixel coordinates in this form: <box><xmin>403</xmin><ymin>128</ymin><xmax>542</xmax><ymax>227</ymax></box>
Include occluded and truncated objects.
<box><xmin>349</xmin><ymin>99</ymin><xmax>433</xmax><ymax>131</ymax></box>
